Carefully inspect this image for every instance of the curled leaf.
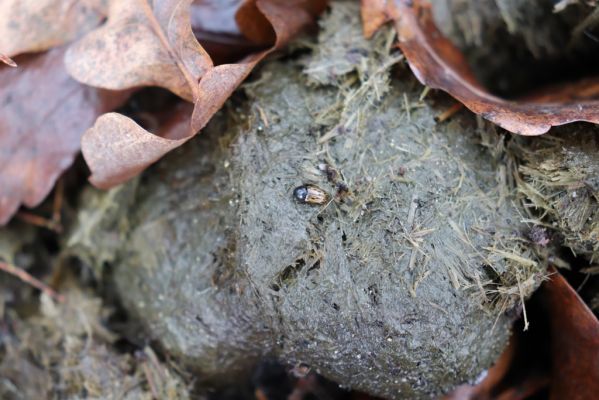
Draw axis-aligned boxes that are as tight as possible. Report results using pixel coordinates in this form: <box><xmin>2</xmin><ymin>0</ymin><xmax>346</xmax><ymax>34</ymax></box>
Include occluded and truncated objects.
<box><xmin>190</xmin><ymin>0</ymin><xmax>265</xmax><ymax>64</ymax></box>
<box><xmin>82</xmin><ymin>104</ymin><xmax>191</xmax><ymax>187</ymax></box>
<box><xmin>360</xmin><ymin>0</ymin><xmax>392</xmax><ymax>39</ymax></box>
<box><xmin>0</xmin><ymin>47</ymin><xmax>128</xmax><ymax>224</ymax></box>
<box><xmin>79</xmin><ymin>0</ymin><xmax>327</xmax><ymax>188</ymax></box>
<box><xmin>389</xmin><ymin>0</ymin><xmax>599</xmax><ymax>135</ymax></box>
<box><xmin>191</xmin><ymin>0</ymin><xmax>322</xmax><ymax>131</ymax></box>
<box><xmin>191</xmin><ymin>0</ymin><xmax>242</xmax><ymax>38</ymax></box>
<box><xmin>66</xmin><ymin>0</ymin><xmax>211</xmax><ymax>101</ymax></box>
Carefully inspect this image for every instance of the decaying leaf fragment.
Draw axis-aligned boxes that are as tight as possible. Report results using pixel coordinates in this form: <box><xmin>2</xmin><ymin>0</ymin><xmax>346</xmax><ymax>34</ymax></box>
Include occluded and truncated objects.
<box><xmin>69</xmin><ymin>0</ymin><xmax>327</xmax><ymax>188</ymax></box>
<box><xmin>0</xmin><ymin>48</ymin><xmax>128</xmax><ymax>224</ymax></box>
<box><xmin>380</xmin><ymin>0</ymin><xmax>599</xmax><ymax>135</ymax></box>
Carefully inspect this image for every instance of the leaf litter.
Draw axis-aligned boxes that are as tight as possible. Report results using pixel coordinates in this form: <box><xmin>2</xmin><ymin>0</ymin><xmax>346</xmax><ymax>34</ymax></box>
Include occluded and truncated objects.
<box><xmin>0</xmin><ymin>0</ymin><xmax>107</xmax><ymax>58</ymax></box>
<box><xmin>362</xmin><ymin>0</ymin><xmax>599</xmax><ymax>136</ymax></box>
<box><xmin>0</xmin><ymin>0</ymin><xmax>326</xmax><ymax>223</ymax></box>
<box><xmin>0</xmin><ymin>47</ymin><xmax>129</xmax><ymax>224</ymax></box>
<box><xmin>70</xmin><ymin>0</ymin><xmax>327</xmax><ymax>188</ymax></box>
<box><xmin>0</xmin><ymin>1</ymin><xmax>598</xmax><ymax>399</ymax></box>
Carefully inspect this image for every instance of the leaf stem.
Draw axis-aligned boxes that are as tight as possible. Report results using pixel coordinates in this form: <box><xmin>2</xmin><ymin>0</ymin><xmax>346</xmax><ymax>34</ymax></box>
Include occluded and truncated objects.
<box><xmin>140</xmin><ymin>0</ymin><xmax>199</xmax><ymax>100</ymax></box>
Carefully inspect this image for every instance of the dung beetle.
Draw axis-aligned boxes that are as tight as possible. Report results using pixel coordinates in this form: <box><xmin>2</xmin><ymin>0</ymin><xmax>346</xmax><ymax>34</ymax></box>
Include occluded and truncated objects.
<box><xmin>293</xmin><ymin>184</ymin><xmax>329</xmax><ymax>205</ymax></box>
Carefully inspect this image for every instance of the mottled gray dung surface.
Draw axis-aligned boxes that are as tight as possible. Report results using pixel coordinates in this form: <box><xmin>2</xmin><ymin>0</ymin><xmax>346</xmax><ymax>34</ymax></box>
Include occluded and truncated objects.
<box><xmin>67</xmin><ymin>5</ymin><xmax>544</xmax><ymax>398</ymax></box>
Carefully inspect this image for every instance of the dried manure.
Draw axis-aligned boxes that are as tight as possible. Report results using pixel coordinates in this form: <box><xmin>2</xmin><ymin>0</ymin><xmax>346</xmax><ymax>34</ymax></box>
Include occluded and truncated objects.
<box><xmin>67</xmin><ymin>4</ymin><xmax>546</xmax><ymax>398</ymax></box>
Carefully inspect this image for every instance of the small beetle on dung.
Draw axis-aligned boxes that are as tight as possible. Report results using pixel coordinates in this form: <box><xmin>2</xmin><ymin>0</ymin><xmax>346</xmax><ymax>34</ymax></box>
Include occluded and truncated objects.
<box><xmin>293</xmin><ymin>184</ymin><xmax>329</xmax><ymax>205</ymax></box>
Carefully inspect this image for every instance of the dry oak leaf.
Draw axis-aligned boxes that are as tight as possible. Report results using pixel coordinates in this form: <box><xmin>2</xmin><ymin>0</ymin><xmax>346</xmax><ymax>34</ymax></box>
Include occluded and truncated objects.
<box><xmin>443</xmin><ymin>333</ymin><xmax>549</xmax><ymax>400</ymax></box>
<box><xmin>73</xmin><ymin>0</ymin><xmax>327</xmax><ymax>188</ymax></box>
<box><xmin>66</xmin><ymin>0</ymin><xmax>211</xmax><ymax>101</ymax></box>
<box><xmin>0</xmin><ymin>0</ymin><xmax>107</xmax><ymax>58</ymax></box>
<box><xmin>190</xmin><ymin>0</ymin><xmax>266</xmax><ymax>65</ymax></box>
<box><xmin>443</xmin><ymin>341</ymin><xmax>516</xmax><ymax>400</ymax></box>
<box><xmin>541</xmin><ymin>267</ymin><xmax>599</xmax><ymax>400</ymax></box>
<box><xmin>444</xmin><ymin>266</ymin><xmax>599</xmax><ymax>400</ymax></box>
<box><xmin>0</xmin><ymin>47</ymin><xmax>128</xmax><ymax>224</ymax></box>
<box><xmin>390</xmin><ymin>0</ymin><xmax>599</xmax><ymax>135</ymax></box>
<box><xmin>191</xmin><ymin>0</ymin><xmax>327</xmax><ymax>133</ymax></box>
<box><xmin>360</xmin><ymin>0</ymin><xmax>393</xmax><ymax>39</ymax></box>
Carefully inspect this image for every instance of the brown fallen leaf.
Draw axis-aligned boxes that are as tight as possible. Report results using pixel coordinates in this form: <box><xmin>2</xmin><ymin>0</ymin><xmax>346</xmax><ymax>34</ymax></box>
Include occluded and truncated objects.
<box><xmin>0</xmin><ymin>0</ymin><xmax>107</xmax><ymax>58</ymax></box>
<box><xmin>76</xmin><ymin>0</ymin><xmax>327</xmax><ymax>188</ymax></box>
<box><xmin>65</xmin><ymin>0</ymin><xmax>212</xmax><ymax>102</ymax></box>
<box><xmin>444</xmin><ymin>266</ymin><xmax>599</xmax><ymax>400</ymax></box>
<box><xmin>192</xmin><ymin>0</ymin><xmax>325</xmax><ymax>134</ymax></box>
<box><xmin>385</xmin><ymin>0</ymin><xmax>599</xmax><ymax>135</ymax></box>
<box><xmin>191</xmin><ymin>0</ymin><xmax>242</xmax><ymax>38</ymax></box>
<box><xmin>443</xmin><ymin>332</ymin><xmax>549</xmax><ymax>400</ymax></box>
<box><xmin>360</xmin><ymin>0</ymin><xmax>393</xmax><ymax>39</ymax></box>
<box><xmin>443</xmin><ymin>340</ymin><xmax>516</xmax><ymax>400</ymax></box>
<box><xmin>190</xmin><ymin>0</ymin><xmax>266</xmax><ymax>65</ymax></box>
<box><xmin>0</xmin><ymin>47</ymin><xmax>128</xmax><ymax>224</ymax></box>
<box><xmin>541</xmin><ymin>267</ymin><xmax>599</xmax><ymax>400</ymax></box>
<box><xmin>80</xmin><ymin>113</ymin><xmax>189</xmax><ymax>188</ymax></box>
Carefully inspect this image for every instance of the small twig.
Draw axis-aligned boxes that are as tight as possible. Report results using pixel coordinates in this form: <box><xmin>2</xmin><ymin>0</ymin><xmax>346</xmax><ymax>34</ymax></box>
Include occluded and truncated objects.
<box><xmin>577</xmin><ymin>273</ymin><xmax>591</xmax><ymax>292</ymax></box>
<box><xmin>406</xmin><ymin>193</ymin><xmax>419</xmax><ymax>229</ymax></box>
<box><xmin>435</xmin><ymin>102</ymin><xmax>463</xmax><ymax>122</ymax></box>
<box><xmin>256</xmin><ymin>105</ymin><xmax>269</xmax><ymax>128</ymax></box>
<box><xmin>403</xmin><ymin>93</ymin><xmax>411</xmax><ymax>121</ymax></box>
<box><xmin>517</xmin><ymin>274</ymin><xmax>530</xmax><ymax>331</ymax></box>
<box><xmin>16</xmin><ymin>211</ymin><xmax>62</xmax><ymax>233</ymax></box>
<box><xmin>0</xmin><ymin>53</ymin><xmax>17</xmax><ymax>67</ymax></box>
<box><xmin>406</xmin><ymin>193</ymin><xmax>420</xmax><ymax>271</ymax></box>
<box><xmin>570</xmin><ymin>7</ymin><xmax>599</xmax><ymax>48</ymax></box>
<box><xmin>52</xmin><ymin>178</ymin><xmax>64</xmax><ymax>225</ymax></box>
<box><xmin>141</xmin><ymin>362</ymin><xmax>159</xmax><ymax>399</ymax></box>
<box><xmin>419</xmin><ymin>86</ymin><xmax>431</xmax><ymax>101</ymax></box>
<box><xmin>317</xmin><ymin>124</ymin><xmax>342</xmax><ymax>144</ymax></box>
<box><xmin>16</xmin><ymin>179</ymin><xmax>64</xmax><ymax>232</ymax></box>
<box><xmin>0</xmin><ymin>261</ymin><xmax>64</xmax><ymax>302</ymax></box>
